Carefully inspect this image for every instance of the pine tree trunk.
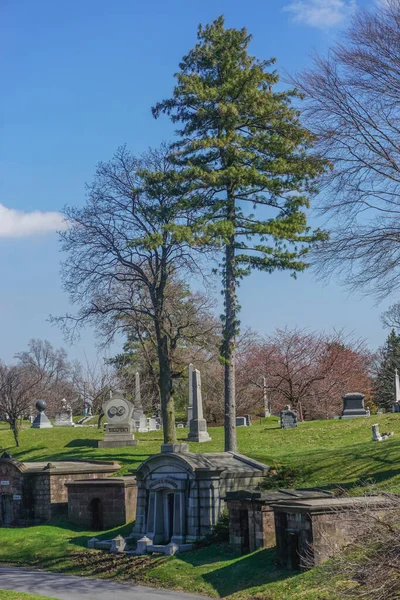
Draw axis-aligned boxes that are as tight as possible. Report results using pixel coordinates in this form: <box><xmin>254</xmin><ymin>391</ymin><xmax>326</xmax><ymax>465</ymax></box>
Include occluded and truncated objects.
<box><xmin>224</xmin><ymin>203</ymin><xmax>238</xmax><ymax>452</ymax></box>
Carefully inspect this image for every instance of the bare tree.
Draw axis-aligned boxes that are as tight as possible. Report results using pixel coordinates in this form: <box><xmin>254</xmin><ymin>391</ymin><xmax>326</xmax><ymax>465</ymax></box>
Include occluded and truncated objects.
<box><xmin>54</xmin><ymin>145</ymin><xmax>208</xmax><ymax>444</ymax></box>
<box><xmin>0</xmin><ymin>363</ymin><xmax>43</xmax><ymax>446</ymax></box>
<box><xmin>109</xmin><ymin>280</ymin><xmax>220</xmax><ymax>417</ymax></box>
<box><xmin>294</xmin><ymin>2</ymin><xmax>400</xmax><ymax>299</ymax></box>
<box><xmin>244</xmin><ymin>328</ymin><xmax>372</xmax><ymax>419</ymax></box>
<box><xmin>15</xmin><ymin>339</ymin><xmax>73</xmax><ymax>415</ymax></box>
<box><xmin>72</xmin><ymin>356</ymin><xmax>118</xmax><ymax>420</ymax></box>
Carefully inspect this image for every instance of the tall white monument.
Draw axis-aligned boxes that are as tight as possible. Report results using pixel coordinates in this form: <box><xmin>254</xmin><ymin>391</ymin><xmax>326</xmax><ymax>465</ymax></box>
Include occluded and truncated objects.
<box><xmin>187</xmin><ymin>369</ymin><xmax>211</xmax><ymax>443</ymax></box>
<box><xmin>186</xmin><ymin>363</ymin><xmax>194</xmax><ymax>427</ymax></box>
<box><xmin>393</xmin><ymin>368</ymin><xmax>400</xmax><ymax>412</ymax></box>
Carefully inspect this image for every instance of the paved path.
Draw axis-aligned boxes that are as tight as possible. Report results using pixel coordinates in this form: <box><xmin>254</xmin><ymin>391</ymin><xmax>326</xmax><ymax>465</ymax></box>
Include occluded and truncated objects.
<box><xmin>0</xmin><ymin>566</ymin><xmax>208</xmax><ymax>600</ymax></box>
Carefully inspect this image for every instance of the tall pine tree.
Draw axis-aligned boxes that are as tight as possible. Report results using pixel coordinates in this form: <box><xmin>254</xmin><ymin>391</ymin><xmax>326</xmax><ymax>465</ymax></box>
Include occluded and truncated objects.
<box><xmin>152</xmin><ymin>17</ymin><xmax>328</xmax><ymax>451</ymax></box>
<box><xmin>375</xmin><ymin>329</ymin><xmax>400</xmax><ymax>409</ymax></box>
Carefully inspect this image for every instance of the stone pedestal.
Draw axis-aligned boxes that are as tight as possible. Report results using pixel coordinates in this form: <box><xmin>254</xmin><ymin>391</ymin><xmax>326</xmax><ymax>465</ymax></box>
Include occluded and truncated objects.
<box><xmin>392</xmin><ymin>403</ymin><xmax>400</xmax><ymax>413</ymax></box>
<box><xmin>98</xmin><ymin>423</ymin><xmax>138</xmax><ymax>448</ymax></box>
<box><xmin>340</xmin><ymin>393</ymin><xmax>369</xmax><ymax>419</ymax></box>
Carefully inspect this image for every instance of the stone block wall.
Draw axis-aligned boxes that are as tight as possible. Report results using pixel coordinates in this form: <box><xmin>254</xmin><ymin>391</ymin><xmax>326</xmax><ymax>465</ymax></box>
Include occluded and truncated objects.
<box><xmin>67</xmin><ymin>479</ymin><xmax>137</xmax><ymax>530</ymax></box>
<box><xmin>227</xmin><ymin>499</ymin><xmax>276</xmax><ymax>553</ymax></box>
<box><xmin>0</xmin><ymin>463</ymin><xmax>24</xmax><ymax>525</ymax></box>
<box><xmin>49</xmin><ymin>472</ymin><xmax>104</xmax><ymax>518</ymax></box>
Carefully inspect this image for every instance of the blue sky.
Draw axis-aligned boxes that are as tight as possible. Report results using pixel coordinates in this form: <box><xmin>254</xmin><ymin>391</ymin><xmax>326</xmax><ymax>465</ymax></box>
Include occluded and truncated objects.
<box><xmin>0</xmin><ymin>0</ymin><xmax>391</xmax><ymax>363</ymax></box>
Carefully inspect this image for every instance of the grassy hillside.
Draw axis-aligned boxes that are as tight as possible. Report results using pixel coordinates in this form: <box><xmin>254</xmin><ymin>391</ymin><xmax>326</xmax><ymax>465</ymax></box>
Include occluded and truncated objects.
<box><xmin>0</xmin><ymin>415</ymin><xmax>399</xmax><ymax>599</ymax></box>
<box><xmin>1</xmin><ymin>414</ymin><xmax>400</xmax><ymax>493</ymax></box>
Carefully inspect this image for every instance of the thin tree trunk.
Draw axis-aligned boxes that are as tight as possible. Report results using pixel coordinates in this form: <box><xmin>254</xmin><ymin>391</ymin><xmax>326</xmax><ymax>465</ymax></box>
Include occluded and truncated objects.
<box><xmin>157</xmin><ymin>330</ymin><xmax>176</xmax><ymax>444</ymax></box>
<box><xmin>223</xmin><ymin>206</ymin><xmax>238</xmax><ymax>452</ymax></box>
<box><xmin>11</xmin><ymin>419</ymin><xmax>19</xmax><ymax>447</ymax></box>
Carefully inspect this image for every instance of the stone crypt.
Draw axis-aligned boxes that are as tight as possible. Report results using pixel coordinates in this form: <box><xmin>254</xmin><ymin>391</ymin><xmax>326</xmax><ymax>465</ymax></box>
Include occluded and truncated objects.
<box><xmin>129</xmin><ymin>444</ymin><xmax>269</xmax><ymax>555</ymax></box>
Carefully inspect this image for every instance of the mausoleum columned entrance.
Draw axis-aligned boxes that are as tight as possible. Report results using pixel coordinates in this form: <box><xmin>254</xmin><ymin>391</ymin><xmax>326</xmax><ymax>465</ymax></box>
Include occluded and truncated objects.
<box><xmin>130</xmin><ymin>447</ymin><xmax>269</xmax><ymax>554</ymax></box>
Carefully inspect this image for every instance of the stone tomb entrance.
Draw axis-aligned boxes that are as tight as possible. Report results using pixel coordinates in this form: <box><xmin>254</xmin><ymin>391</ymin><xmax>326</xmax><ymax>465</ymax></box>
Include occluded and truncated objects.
<box><xmin>66</xmin><ymin>476</ymin><xmax>137</xmax><ymax>530</ymax></box>
<box><xmin>225</xmin><ymin>488</ymin><xmax>333</xmax><ymax>554</ymax></box>
<box><xmin>130</xmin><ymin>446</ymin><xmax>269</xmax><ymax>555</ymax></box>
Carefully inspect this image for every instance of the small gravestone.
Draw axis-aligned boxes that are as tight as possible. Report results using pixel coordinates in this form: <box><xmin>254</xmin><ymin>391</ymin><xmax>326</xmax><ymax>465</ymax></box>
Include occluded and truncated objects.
<box><xmin>280</xmin><ymin>406</ymin><xmax>298</xmax><ymax>429</ymax></box>
<box><xmin>31</xmin><ymin>400</ymin><xmax>52</xmax><ymax>429</ymax></box>
<box><xmin>340</xmin><ymin>393</ymin><xmax>369</xmax><ymax>419</ymax></box>
<box><xmin>98</xmin><ymin>394</ymin><xmax>138</xmax><ymax>448</ymax></box>
<box><xmin>54</xmin><ymin>399</ymin><xmax>74</xmax><ymax>427</ymax></box>
<box><xmin>138</xmin><ymin>414</ymin><xmax>148</xmax><ymax>432</ymax></box>
<box><xmin>245</xmin><ymin>414</ymin><xmax>252</xmax><ymax>426</ymax></box>
<box><xmin>236</xmin><ymin>417</ymin><xmax>247</xmax><ymax>426</ymax></box>
<box><xmin>148</xmin><ymin>417</ymin><xmax>157</xmax><ymax>431</ymax></box>
<box><xmin>372</xmin><ymin>423</ymin><xmax>393</xmax><ymax>442</ymax></box>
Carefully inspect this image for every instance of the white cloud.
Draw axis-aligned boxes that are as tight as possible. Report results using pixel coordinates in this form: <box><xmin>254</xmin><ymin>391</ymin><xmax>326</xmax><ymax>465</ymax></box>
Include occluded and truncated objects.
<box><xmin>0</xmin><ymin>204</ymin><xmax>67</xmax><ymax>238</ymax></box>
<box><xmin>283</xmin><ymin>0</ymin><xmax>357</xmax><ymax>28</ymax></box>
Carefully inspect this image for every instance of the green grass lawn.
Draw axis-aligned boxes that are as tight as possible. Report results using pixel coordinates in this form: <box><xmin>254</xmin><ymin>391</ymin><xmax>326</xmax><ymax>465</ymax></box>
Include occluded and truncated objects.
<box><xmin>1</xmin><ymin>414</ymin><xmax>400</xmax><ymax>493</ymax></box>
<box><xmin>0</xmin><ymin>415</ymin><xmax>399</xmax><ymax>599</ymax></box>
<box><xmin>0</xmin><ymin>593</ymin><xmax>57</xmax><ymax>600</ymax></box>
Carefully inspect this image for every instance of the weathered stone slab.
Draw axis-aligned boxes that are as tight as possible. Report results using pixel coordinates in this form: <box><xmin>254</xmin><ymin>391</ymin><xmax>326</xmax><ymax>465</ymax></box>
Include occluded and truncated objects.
<box><xmin>280</xmin><ymin>407</ymin><xmax>298</xmax><ymax>429</ymax></box>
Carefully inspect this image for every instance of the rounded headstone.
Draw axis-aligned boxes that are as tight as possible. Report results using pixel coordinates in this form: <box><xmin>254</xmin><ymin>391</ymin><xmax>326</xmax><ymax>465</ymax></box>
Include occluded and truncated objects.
<box><xmin>36</xmin><ymin>399</ymin><xmax>47</xmax><ymax>412</ymax></box>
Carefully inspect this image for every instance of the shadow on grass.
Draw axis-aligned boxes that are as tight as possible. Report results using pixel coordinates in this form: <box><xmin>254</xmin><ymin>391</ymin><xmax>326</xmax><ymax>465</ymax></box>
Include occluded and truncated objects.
<box><xmin>179</xmin><ymin>546</ymin><xmax>295</xmax><ymax>598</ymax></box>
<box><xmin>65</xmin><ymin>439</ymin><xmax>99</xmax><ymax>448</ymax></box>
<box><xmin>70</xmin><ymin>521</ymin><xmax>135</xmax><ymax>548</ymax></box>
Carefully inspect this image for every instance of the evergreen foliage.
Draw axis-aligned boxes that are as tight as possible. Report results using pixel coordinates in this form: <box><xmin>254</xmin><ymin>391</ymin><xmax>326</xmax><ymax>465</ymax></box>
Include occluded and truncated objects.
<box><xmin>375</xmin><ymin>329</ymin><xmax>400</xmax><ymax>409</ymax></box>
<box><xmin>151</xmin><ymin>16</ymin><xmax>328</xmax><ymax>450</ymax></box>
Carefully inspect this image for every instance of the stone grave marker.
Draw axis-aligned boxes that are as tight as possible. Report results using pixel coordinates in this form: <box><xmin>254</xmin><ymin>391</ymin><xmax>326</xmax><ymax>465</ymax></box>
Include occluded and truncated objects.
<box><xmin>31</xmin><ymin>400</ymin><xmax>52</xmax><ymax>429</ymax></box>
<box><xmin>54</xmin><ymin>398</ymin><xmax>74</xmax><ymax>427</ymax></box>
<box><xmin>133</xmin><ymin>372</ymin><xmax>145</xmax><ymax>422</ymax></box>
<box><xmin>236</xmin><ymin>417</ymin><xmax>247</xmax><ymax>427</ymax></box>
<box><xmin>148</xmin><ymin>417</ymin><xmax>157</xmax><ymax>431</ymax></box>
<box><xmin>98</xmin><ymin>394</ymin><xmax>138</xmax><ymax>448</ymax></box>
<box><xmin>393</xmin><ymin>368</ymin><xmax>400</xmax><ymax>413</ymax></box>
<box><xmin>187</xmin><ymin>368</ymin><xmax>211</xmax><ymax>443</ymax></box>
<box><xmin>186</xmin><ymin>363</ymin><xmax>194</xmax><ymax>427</ymax></box>
<box><xmin>340</xmin><ymin>393</ymin><xmax>369</xmax><ymax>419</ymax></box>
<box><xmin>280</xmin><ymin>406</ymin><xmax>298</xmax><ymax>429</ymax></box>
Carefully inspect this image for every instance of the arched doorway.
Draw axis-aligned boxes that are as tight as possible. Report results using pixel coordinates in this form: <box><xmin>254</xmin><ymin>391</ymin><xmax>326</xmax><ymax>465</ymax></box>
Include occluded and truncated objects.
<box><xmin>90</xmin><ymin>497</ymin><xmax>103</xmax><ymax>530</ymax></box>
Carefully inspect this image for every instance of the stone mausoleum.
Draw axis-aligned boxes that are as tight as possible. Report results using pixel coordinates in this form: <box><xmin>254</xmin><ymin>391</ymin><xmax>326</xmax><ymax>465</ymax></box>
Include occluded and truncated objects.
<box><xmin>66</xmin><ymin>476</ymin><xmax>137</xmax><ymax>530</ymax></box>
<box><xmin>129</xmin><ymin>445</ymin><xmax>269</xmax><ymax>555</ymax></box>
<box><xmin>226</xmin><ymin>488</ymin><xmax>333</xmax><ymax>554</ymax></box>
<box><xmin>0</xmin><ymin>454</ymin><xmax>118</xmax><ymax>526</ymax></box>
<box><xmin>272</xmin><ymin>495</ymin><xmax>393</xmax><ymax>570</ymax></box>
